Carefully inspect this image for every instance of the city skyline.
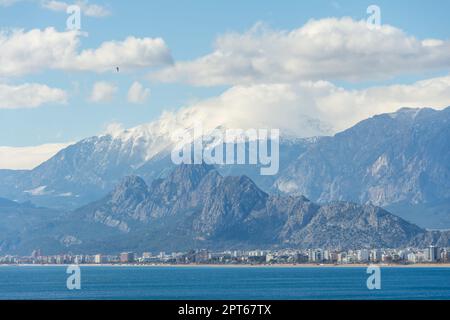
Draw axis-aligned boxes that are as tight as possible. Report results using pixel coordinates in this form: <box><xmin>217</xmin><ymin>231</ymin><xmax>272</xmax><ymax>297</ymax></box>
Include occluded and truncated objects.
<box><xmin>3</xmin><ymin>245</ymin><xmax>449</xmax><ymax>266</ymax></box>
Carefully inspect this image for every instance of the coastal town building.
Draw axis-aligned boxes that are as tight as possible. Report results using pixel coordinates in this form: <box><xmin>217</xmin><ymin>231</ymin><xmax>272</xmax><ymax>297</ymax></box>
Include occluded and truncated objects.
<box><xmin>2</xmin><ymin>246</ymin><xmax>449</xmax><ymax>266</ymax></box>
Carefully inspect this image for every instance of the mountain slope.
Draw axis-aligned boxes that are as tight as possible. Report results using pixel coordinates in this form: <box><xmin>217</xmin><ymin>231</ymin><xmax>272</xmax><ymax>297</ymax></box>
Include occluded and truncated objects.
<box><xmin>0</xmin><ymin>131</ymin><xmax>308</xmax><ymax>210</ymax></box>
<box><xmin>74</xmin><ymin>164</ymin><xmax>450</xmax><ymax>251</ymax></box>
<box><xmin>0</xmin><ymin>126</ymin><xmax>175</xmax><ymax>209</ymax></box>
<box><xmin>274</xmin><ymin>107</ymin><xmax>450</xmax><ymax>228</ymax></box>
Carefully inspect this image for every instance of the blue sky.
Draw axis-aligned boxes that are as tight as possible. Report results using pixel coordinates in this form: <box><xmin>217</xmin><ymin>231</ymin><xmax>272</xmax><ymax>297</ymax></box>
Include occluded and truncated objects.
<box><xmin>1</xmin><ymin>0</ymin><xmax>450</xmax><ymax>168</ymax></box>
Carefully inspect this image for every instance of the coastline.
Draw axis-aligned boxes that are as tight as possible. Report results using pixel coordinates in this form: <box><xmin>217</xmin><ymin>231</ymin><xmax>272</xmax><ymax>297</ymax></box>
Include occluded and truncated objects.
<box><xmin>2</xmin><ymin>263</ymin><xmax>450</xmax><ymax>268</ymax></box>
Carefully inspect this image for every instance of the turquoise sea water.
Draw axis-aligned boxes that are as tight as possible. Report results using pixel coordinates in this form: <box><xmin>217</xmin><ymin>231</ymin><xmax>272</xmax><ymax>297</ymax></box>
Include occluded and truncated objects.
<box><xmin>0</xmin><ymin>266</ymin><xmax>449</xmax><ymax>300</ymax></box>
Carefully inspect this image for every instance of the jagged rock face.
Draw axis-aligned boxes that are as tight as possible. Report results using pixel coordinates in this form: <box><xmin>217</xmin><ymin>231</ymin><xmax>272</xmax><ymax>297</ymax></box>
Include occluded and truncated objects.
<box><xmin>78</xmin><ymin>164</ymin><xmax>270</xmax><ymax>236</ymax></box>
<box><xmin>149</xmin><ymin>163</ymin><xmax>215</xmax><ymax>205</ymax></box>
<box><xmin>70</xmin><ymin>164</ymin><xmax>443</xmax><ymax>251</ymax></box>
<box><xmin>284</xmin><ymin>203</ymin><xmax>424</xmax><ymax>249</ymax></box>
<box><xmin>1</xmin><ymin>164</ymin><xmax>448</xmax><ymax>254</ymax></box>
<box><xmin>111</xmin><ymin>176</ymin><xmax>149</xmax><ymax>206</ymax></box>
<box><xmin>82</xmin><ymin>176</ymin><xmax>151</xmax><ymax>230</ymax></box>
<box><xmin>191</xmin><ymin>173</ymin><xmax>269</xmax><ymax>237</ymax></box>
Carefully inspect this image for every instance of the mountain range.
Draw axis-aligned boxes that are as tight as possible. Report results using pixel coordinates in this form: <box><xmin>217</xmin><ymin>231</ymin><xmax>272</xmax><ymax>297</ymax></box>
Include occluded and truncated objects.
<box><xmin>1</xmin><ymin>164</ymin><xmax>449</xmax><ymax>255</ymax></box>
<box><xmin>0</xmin><ymin>106</ymin><xmax>449</xmax><ymax>254</ymax></box>
<box><xmin>1</xmin><ymin>106</ymin><xmax>449</xmax><ymax>229</ymax></box>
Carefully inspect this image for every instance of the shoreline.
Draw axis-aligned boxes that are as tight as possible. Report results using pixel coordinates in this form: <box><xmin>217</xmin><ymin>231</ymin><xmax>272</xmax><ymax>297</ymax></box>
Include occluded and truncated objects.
<box><xmin>2</xmin><ymin>263</ymin><xmax>450</xmax><ymax>268</ymax></box>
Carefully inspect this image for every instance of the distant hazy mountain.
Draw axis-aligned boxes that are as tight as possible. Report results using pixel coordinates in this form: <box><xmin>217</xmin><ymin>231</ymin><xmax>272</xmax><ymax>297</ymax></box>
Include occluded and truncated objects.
<box><xmin>0</xmin><ymin>106</ymin><xmax>448</xmax><ymax>229</ymax></box>
<box><xmin>2</xmin><ymin>164</ymin><xmax>447</xmax><ymax>255</ymax></box>
<box><xmin>0</xmin><ymin>197</ymin><xmax>63</xmax><ymax>253</ymax></box>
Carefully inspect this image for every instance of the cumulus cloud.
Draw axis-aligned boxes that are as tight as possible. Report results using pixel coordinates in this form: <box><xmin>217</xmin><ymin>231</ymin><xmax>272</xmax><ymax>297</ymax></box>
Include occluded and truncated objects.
<box><xmin>0</xmin><ymin>27</ymin><xmax>173</xmax><ymax>77</ymax></box>
<box><xmin>0</xmin><ymin>28</ymin><xmax>77</xmax><ymax>77</ymax></box>
<box><xmin>127</xmin><ymin>81</ymin><xmax>150</xmax><ymax>104</ymax></box>
<box><xmin>0</xmin><ymin>83</ymin><xmax>67</xmax><ymax>109</ymax></box>
<box><xmin>72</xmin><ymin>36</ymin><xmax>172</xmax><ymax>72</ymax></box>
<box><xmin>0</xmin><ymin>142</ymin><xmax>72</xmax><ymax>170</ymax></box>
<box><xmin>140</xmin><ymin>75</ymin><xmax>450</xmax><ymax>139</ymax></box>
<box><xmin>41</xmin><ymin>0</ymin><xmax>111</xmax><ymax>17</ymax></box>
<box><xmin>151</xmin><ymin>18</ymin><xmax>450</xmax><ymax>86</ymax></box>
<box><xmin>89</xmin><ymin>81</ymin><xmax>117</xmax><ymax>102</ymax></box>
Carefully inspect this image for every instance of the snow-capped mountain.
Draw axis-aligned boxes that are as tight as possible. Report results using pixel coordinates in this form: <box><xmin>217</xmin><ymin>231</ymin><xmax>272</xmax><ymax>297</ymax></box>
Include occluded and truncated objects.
<box><xmin>0</xmin><ymin>106</ymin><xmax>448</xmax><ymax>229</ymax></box>
<box><xmin>0</xmin><ymin>115</ymin><xmax>310</xmax><ymax>208</ymax></box>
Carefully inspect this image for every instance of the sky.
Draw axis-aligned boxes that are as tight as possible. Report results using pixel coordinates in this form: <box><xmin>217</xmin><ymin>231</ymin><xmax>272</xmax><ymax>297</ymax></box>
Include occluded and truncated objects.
<box><xmin>1</xmin><ymin>0</ymin><xmax>450</xmax><ymax>169</ymax></box>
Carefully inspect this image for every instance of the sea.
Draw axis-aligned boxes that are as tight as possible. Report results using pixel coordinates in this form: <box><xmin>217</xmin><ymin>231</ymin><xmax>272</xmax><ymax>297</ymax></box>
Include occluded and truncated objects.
<box><xmin>0</xmin><ymin>266</ymin><xmax>449</xmax><ymax>300</ymax></box>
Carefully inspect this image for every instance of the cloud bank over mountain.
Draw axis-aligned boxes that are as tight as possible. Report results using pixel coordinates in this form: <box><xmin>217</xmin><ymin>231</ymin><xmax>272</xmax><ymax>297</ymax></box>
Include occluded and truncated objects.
<box><xmin>3</xmin><ymin>75</ymin><xmax>450</xmax><ymax>169</ymax></box>
<box><xmin>144</xmin><ymin>75</ymin><xmax>450</xmax><ymax>138</ymax></box>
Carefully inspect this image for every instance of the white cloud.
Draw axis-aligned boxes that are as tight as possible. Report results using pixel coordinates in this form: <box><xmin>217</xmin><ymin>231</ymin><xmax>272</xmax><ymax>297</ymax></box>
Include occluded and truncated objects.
<box><xmin>103</xmin><ymin>121</ymin><xmax>124</xmax><ymax>138</ymax></box>
<box><xmin>312</xmin><ymin>76</ymin><xmax>450</xmax><ymax>132</ymax></box>
<box><xmin>127</xmin><ymin>81</ymin><xmax>150</xmax><ymax>104</ymax></box>
<box><xmin>0</xmin><ymin>83</ymin><xmax>67</xmax><ymax>109</ymax></box>
<box><xmin>142</xmin><ymin>75</ymin><xmax>450</xmax><ymax>139</ymax></box>
<box><xmin>41</xmin><ymin>0</ymin><xmax>111</xmax><ymax>17</ymax></box>
<box><xmin>72</xmin><ymin>36</ymin><xmax>172</xmax><ymax>72</ymax></box>
<box><xmin>0</xmin><ymin>27</ymin><xmax>173</xmax><ymax>77</ymax></box>
<box><xmin>0</xmin><ymin>0</ymin><xmax>20</xmax><ymax>6</ymax></box>
<box><xmin>89</xmin><ymin>81</ymin><xmax>117</xmax><ymax>102</ymax></box>
<box><xmin>0</xmin><ymin>28</ymin><xmax>78</xmax><ymax>77</ymax></box>
<box><xmin>0</xmin><ymin>142</ymin><xmax>72</xmax><ymax>169</ymax></box>
<box><xmin>151</xmin><ymin>18</ymin><xmax>450</xmax><ymax>86</ymax></box>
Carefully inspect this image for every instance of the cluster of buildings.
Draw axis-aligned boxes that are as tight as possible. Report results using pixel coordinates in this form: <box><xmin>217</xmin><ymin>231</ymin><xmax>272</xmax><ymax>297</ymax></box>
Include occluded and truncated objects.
<box><xmin>1</xmin><ymin>246</ymin><xmax>449</xmax><ymax>265</ymax></box>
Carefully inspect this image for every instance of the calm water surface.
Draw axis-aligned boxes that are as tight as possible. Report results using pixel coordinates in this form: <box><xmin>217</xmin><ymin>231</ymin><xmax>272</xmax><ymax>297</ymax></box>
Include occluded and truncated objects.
<box><xmin>0</xmin><ymin>266</ymin><xmax>449</xmax><ymax>300</ymax></box>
